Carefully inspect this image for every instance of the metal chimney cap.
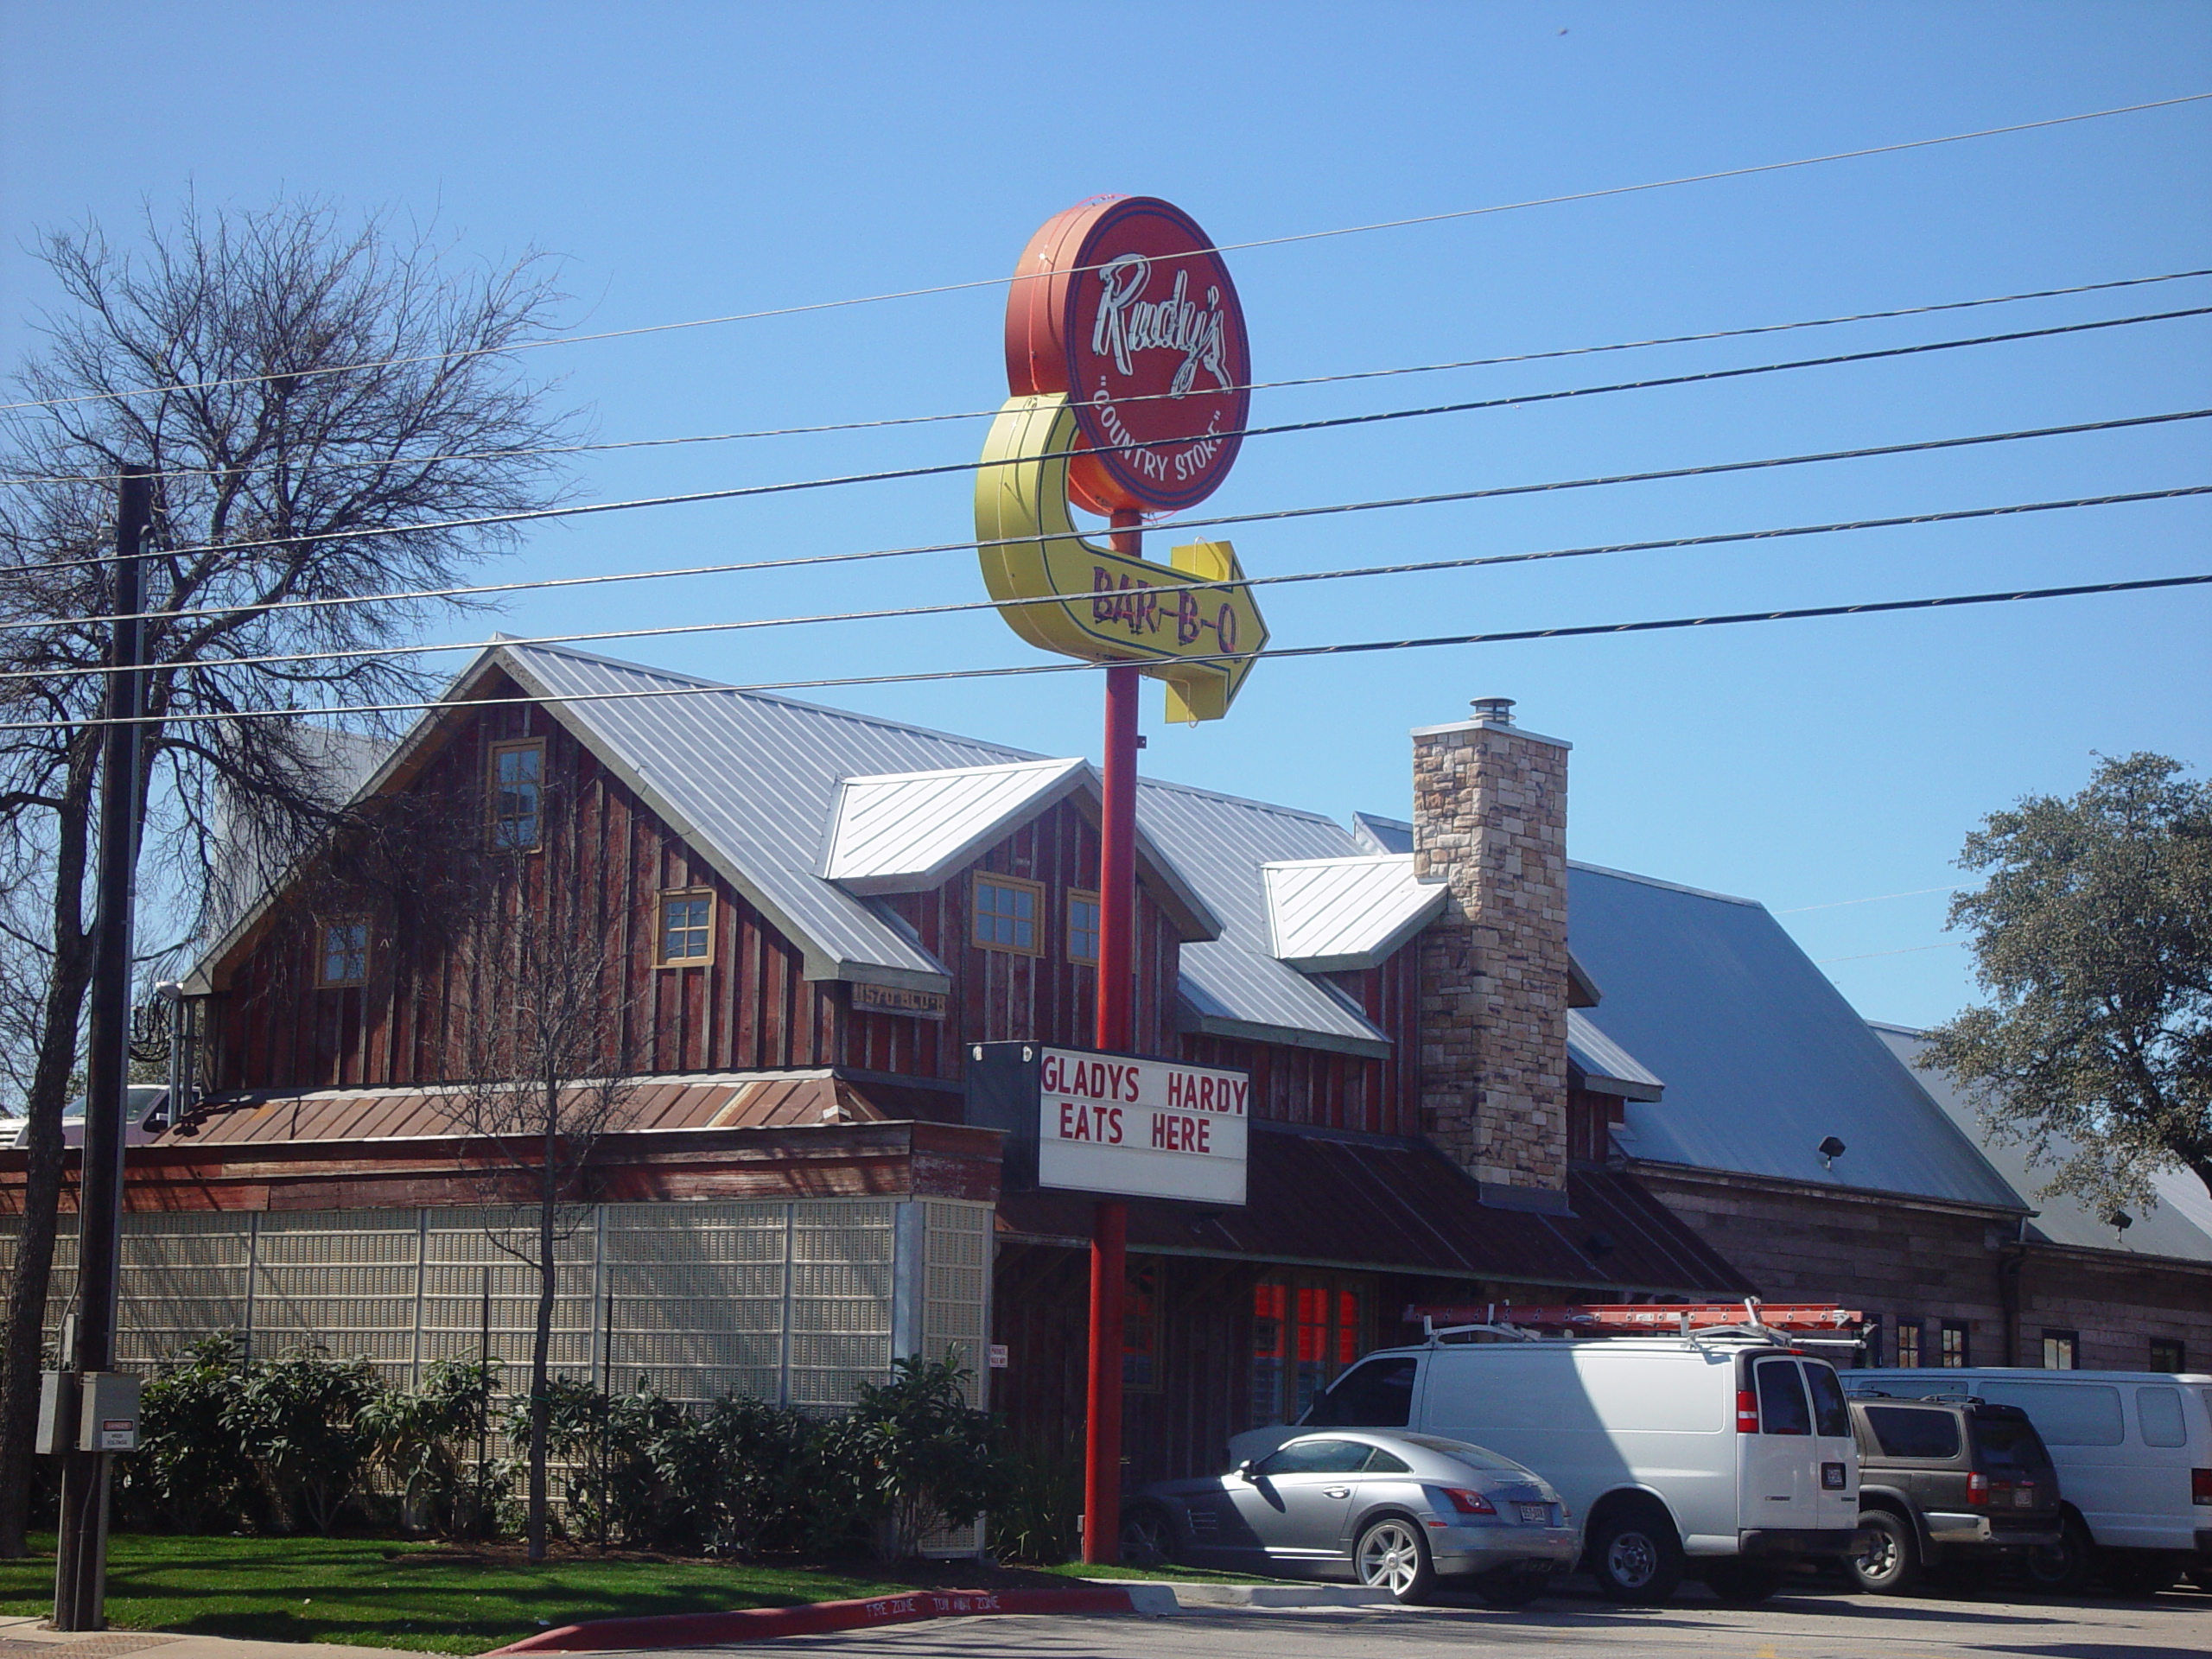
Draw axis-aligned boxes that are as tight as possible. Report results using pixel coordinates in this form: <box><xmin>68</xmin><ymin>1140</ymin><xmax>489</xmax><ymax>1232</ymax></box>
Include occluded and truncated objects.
<box><xmin>1470</xmin><ymin>696</ymin><xmax>1516</xmax><ymax>725</ymax></box>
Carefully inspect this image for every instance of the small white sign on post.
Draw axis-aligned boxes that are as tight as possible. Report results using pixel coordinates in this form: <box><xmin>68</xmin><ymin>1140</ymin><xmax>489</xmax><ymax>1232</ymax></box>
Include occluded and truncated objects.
<box><xmin>1033</xmin><ymin>1047</ymin><xmax>1248</xmax><ymax>1205</ymax></box>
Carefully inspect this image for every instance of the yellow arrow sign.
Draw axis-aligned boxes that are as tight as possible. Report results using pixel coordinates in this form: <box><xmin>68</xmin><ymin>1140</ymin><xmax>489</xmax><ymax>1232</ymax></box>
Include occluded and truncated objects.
<box><xmin>974</xmin><ymin>393</ymin><xmax>1268</xmax><ymax>722</ymax></box>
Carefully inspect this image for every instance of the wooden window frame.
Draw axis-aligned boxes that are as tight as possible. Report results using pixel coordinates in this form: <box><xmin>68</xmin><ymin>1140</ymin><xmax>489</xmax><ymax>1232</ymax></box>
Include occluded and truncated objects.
<box><xmin>315</xmin><ymin>917</ymin><xmax>370</xmax><ymax>988</ymax></box>
<box><xmin>656</xmin><ymin>887</ymin><xmax>716</xmax><ymax>968</ymax></box>
<box><xmin>486</xmin><ymin>737</ymin><xmax>546</xmax><ymax>851</ymax></box>
<box><xmin>1066</xmin><ymin>887</ymin><xmax>1102</xmax><ymax>966</ymax></box>
<box><xmin>1892</xmin><ymin>1318</ymin><xmax>1923</xmax><ymax>1369</ymax></box>
<box><xmin>972</xmin><ymin>872</ymin><xmax>1046</xmax><ymax>957</ymax></box>
<box><xmin>2041</xmin><ymin>1329</ymin><xmax>2079</xmax><ymax>1370</ymax></box>
<box><xmin>1939</xmin><ymin>1320</ymin><xmax>1971</xmax><ymax>1368</ymax></box>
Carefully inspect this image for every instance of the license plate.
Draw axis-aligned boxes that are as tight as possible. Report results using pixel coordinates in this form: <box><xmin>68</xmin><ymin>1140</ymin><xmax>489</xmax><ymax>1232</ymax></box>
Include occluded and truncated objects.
<box><xmin>1516</xmin><ymin>1502</ymin><xmax>1550</xmax><ymax>1525</ymax></box>
<box><xmin>2014</xmin><ymin>1489</ymin><xmax>2036</xmax><ymax>1509</ymax></box>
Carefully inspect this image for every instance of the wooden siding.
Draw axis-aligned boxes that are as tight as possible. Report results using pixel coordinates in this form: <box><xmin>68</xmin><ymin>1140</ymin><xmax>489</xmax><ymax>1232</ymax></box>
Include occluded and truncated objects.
<box><xmin>209</xmin><ymin>685</ymin><xmax>1198</xmax><ymax>1095</ymax></box>
<box><xmin>1176</xmin><ymin>950</ymin><xmax>1420</xmax><ymax>1135</ymax></box>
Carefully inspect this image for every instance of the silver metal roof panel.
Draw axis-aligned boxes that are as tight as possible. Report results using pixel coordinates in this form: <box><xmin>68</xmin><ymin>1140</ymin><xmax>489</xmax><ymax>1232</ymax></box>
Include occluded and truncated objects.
<box><xmin>1567</xmin><ymin>862</ymin><xmax>2025</xmax><ymax>1210</ymax></box>
<box><xmin>1871</xmin><ymin>1023</ymin><xmax>2212</xmax><ymax>1264</ymax></box>
<box><xmin>823</xmin><ymin>758</ymin><xmax>1089</xmax><ymax>893</ymax></box>
<box><xmin>1567</xmin><ymin>1008</ymin><xmax>1665</xmax><ymax>1101</ymax></box>
<box><xmin>1263</xmin><ymin>855</ymin><xmax>1446</xmax><ymax>972</ymax></box>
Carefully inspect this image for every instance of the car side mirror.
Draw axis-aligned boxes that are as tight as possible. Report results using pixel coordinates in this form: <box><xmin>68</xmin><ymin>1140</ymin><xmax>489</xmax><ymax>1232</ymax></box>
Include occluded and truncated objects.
<box><xmin>1235</xmin><ymin>1459</ymin><xmax>1256</xmax><ymax>1482</ymax></box>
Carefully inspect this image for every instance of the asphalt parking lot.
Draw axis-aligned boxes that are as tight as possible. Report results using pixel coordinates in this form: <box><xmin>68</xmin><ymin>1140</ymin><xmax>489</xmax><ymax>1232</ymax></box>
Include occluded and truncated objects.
<box><xmin>626</xmin><ymin>1579</ymin><xmax>2212</xmax><ymax>1659</ymax></box>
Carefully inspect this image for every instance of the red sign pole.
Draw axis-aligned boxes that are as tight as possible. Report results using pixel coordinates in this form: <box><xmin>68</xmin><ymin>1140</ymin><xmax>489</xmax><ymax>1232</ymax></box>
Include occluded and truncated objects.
<box><xmin>1084</xmin><ymin>508</ymin><xmax>1143</xmax><ymax>1566</ymax></box>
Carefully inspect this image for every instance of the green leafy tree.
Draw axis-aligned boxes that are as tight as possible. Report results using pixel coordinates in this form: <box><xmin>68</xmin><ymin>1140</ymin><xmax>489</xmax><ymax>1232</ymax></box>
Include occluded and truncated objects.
<box><xmin>1923</xmin><ymin>753</ymin><xmax>2212</xmax><ymax>1211</ymax></box>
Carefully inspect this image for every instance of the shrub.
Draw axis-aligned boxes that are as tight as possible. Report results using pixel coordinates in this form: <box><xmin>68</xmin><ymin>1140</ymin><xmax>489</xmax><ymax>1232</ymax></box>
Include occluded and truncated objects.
<box><xmin>358</xmin><ymin>1357</ymin><xmax>509</xmax><ymax>1538</ymax></box>
<box><xmin>991</xmin><ymin>1436</ymin><xmax>1083</xmax><ymax>1566</ymax></box>
<box><xmin>118</xmin><ymin>1334</ymin><xmax>258</xmax><ymax>1533</ymax></box>
<box><xmin>809</xmin><ymin>1353</ymin><xmax>1012</xmax><ymax>1564</ymax></box>
<box><xmin>225</xmin><ymin>1345</ymin><xmax>384</xmax><ymax>1535</ymax></box>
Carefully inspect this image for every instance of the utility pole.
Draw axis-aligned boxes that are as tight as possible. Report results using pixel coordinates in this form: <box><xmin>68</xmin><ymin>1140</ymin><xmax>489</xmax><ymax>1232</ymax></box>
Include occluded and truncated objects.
<box><xmin>53</xmin><ymin>465</ymin><xmax>154</xmax><ymax>1631</ymax></box>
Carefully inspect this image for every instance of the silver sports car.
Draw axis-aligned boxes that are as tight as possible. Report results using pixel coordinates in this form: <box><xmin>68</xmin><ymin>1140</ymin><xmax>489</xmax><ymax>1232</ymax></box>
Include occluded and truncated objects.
<box><xmin>1121</xmin><ymin>1430</ymin><xmax>1580</xmax><ymax>1605</ymax></box>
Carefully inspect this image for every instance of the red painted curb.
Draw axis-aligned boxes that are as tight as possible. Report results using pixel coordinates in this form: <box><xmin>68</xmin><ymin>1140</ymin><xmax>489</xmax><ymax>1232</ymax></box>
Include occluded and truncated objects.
<box><xmin>484</xmin><ymin>1585</ymin><xmax>1141</xmax><ymax>1653</ymax></box>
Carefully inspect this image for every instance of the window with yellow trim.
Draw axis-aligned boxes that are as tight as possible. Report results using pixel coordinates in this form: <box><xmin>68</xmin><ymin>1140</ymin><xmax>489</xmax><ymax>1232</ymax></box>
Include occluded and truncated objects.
<box><xmin>658</xmin><ymin>889</ymin><xmax>714</xmax><ymax>965</ymax></box>
<box><xmin>316</xmin><ymin>919</ymin><xmax>369</xmax><ymax>988</ymax></box>
<box><xmin>973</xmin><ymin>874</ymin><xmax>1043</xmax><ymax>956</ymax></box>
<box><xmin>487</xmin><ymin>738</ymin><xmax>544</xmax><ymax>849</ymax></box>
<box><xmin>1067</xmin><ymin>888</ymin><xmax>1101</xmax><ymax>965</ymax></box>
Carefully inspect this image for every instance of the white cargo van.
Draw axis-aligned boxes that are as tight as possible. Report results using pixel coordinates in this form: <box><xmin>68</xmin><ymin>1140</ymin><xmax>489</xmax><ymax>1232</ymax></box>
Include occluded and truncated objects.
<box><xmin>1229</xmin><ymin>1331</ymin><xmax>1864</xmax><ymax>1604</ymax></box>
<box><xmin>1851</xmin><ymin>1367</ymin><xmax>2212</xmax><ymax>1592</ymax></box>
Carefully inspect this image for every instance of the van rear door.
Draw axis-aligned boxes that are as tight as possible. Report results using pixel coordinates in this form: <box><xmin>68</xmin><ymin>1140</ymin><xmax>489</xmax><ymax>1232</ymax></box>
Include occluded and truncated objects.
<box><xmin>1803</xmin><ymin>1360</ymin><xmax>1859</xmax><ymax>1531</ymax></box>
<box><xmin>1744</xmin><ymin>1356</ymin><xmax>1820</xmax><ymax>1533</ymax></box>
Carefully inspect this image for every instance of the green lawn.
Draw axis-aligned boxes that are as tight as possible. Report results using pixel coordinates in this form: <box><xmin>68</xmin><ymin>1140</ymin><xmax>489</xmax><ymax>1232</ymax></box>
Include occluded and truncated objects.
<box><xmin>0</xmin><ymin>1535</ymin><xmax>908</xmax><ymax>1656</ymax></box>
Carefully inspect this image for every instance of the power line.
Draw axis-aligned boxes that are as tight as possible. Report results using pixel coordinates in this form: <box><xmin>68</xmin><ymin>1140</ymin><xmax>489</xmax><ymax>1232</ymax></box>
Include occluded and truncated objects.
<box><xmin>10</xmin><ymin>485</ymin><xmax>2202</xmax><ymax>685</ymax></box>
<box><xmin>17</xmin><ymin>408</ymin><xmax>2212</xmax><ymax>638</ymax></box>
<box><xmin>1778</xmin><ymin>886</ymin><xmax>1963</xmax><ymax>913</ymax></box>
<box><xmin>5</xmin><ymin>91</ymin><xmax>2203</xmax><ymax>418</ymax></box>
<box><xmin>13</xmin><ymin>266</ymin><xmax>2208</xmax><ymax>491</ymax></box>
<box><xmin>12</xmin><ymin>306</ymin><xmax>2206</xmax><ymax>582</ymax></box>
<box><xmin>10</xmin><ymin>569</ymin><xmax>2207</xmax><ymax>734</ymax></box>
<box><xmin>1815</xmin><ymin>942</ymin><xmax>1965</xmax><ymax>964</ymax></box>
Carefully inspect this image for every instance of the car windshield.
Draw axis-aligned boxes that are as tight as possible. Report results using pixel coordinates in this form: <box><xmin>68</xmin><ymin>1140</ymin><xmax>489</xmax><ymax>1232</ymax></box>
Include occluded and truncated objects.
<box><xmin>1973</xmin><ymin>1416</ymin><xmax>2049</xmax><ymax>1473</ymax></box>
<box><xmin>1398</xmin><ymin>1433</ymin><xmax>1527</xmax><ymax>1473</ymax></box>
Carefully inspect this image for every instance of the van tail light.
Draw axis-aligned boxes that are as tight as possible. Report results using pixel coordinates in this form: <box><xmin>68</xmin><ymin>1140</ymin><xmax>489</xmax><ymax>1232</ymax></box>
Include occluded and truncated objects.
<box><xmin>1967</xmin><ymin>1472</ymin><xmax>1988</xmax><ymax>1506</ymax></box>
<box><xmin>1439</xmin><ymin>1487</ymin><xmax>1497</xmax><ymax>1516</ymax></box>
<box><xmin>2193</xmin><ymin>1468</ymin><xmax>2212</xmax><ymax>1506</ymax></box>
<box><xmin>1736</xmin><ymin>1389</ymin><xmax>1760</xmax><ymax>1433</ymax></box>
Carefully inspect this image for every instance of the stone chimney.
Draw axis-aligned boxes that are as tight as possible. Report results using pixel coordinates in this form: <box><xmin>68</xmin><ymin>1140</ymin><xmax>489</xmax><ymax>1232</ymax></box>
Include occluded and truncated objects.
<box><xmin>1413</xmin><ymin>697</ymin><xmax>1571</xmax><ymax>1205</ymax></box>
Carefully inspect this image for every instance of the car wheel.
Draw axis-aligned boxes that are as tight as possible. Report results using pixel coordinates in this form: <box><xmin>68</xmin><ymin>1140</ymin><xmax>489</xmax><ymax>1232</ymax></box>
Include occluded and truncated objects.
<box><xmin>1117</xmin><ymin>1503</ymin><xmax>1175</xmax><ymax>1569</ymax></box>
<box><xmin>2101</xmin><ymin>1553</ymin><xmax>2177</xmax><ymax>1598</ymax></box>
<box><xmin>1354</xmin><ymin>1516</ymin><xmax>1436</xmax><ymax>1604</ymax></box>
<box><xmin>1471</xmin><ymin>1567</ymin><xmax>1553</xmax><ymax>1608</ymax></box>
<box><xmin>1587</xmin><ymin>1504</ymin><xmax>1685</xmax><ymax>1605</ymax></box>
<box><xmin>1847</xmin><ymin>1510</ymin><xmax>1920</xmax><ymax>1595</ymax></box>
<box><xmin>1703</xmin><ymin>1560</ymin><xmax>1782</xmax><ymax>1604</ymax></box>
<box><xmin>2023</xmin><ymin>1513</ymin><xmax>2094</xmax><ymax>1597</ymax></box>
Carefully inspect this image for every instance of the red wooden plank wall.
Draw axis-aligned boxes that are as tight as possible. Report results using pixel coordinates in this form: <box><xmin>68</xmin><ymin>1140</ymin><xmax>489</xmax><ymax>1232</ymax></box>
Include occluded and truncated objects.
<box><xmin>210</xmin><ymin>697</ymin><xmax>1199</xmax><ymax>1095</ymax></box>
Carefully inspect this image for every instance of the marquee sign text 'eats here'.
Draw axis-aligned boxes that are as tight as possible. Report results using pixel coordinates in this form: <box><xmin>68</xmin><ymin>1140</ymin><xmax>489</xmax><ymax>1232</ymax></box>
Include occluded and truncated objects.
<box><xmin>1037</xmin><ymin>1047</ymin><xmax>1249</xmax><ymax>1205</ymax></box>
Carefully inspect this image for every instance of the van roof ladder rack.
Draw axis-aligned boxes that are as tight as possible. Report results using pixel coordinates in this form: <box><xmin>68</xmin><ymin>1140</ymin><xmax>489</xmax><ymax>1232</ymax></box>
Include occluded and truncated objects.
<box><xmin>1406</xmin><ymin>1300</ymin><xmax>1866</xmax><ymax>1347</ymax></box>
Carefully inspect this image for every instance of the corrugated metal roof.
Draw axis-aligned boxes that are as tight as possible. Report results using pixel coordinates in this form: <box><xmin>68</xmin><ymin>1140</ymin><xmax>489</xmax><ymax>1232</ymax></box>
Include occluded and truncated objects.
<box><xmin>1567</xmin><ymin>1009</ymin><xmax>1664</xmax><ymax>1101</ymax></box>
<box><xmin>1567</xmin><ymin>862</ymin><xmax>2025</xmax><ymax>1209</ymax></box>
<box><xmin>823</xmin><ymin>758</ymin><xmax>1088</xmax><ymax>892</ymax></box>
<box><xmin>1351</xmin><ymin>812</ymin><xmax>1414</xmax><ymax>855</ymax></box>
<box><xmin>1262</xmin><ymin>855</ymin><xmax>1446</xmax><ymax>972</ymax></box>
<box><xmin>1134</xmin><ymin>781</ymin><xmax>1393</xmax><ymax>1056</ymax></box>
<box><xmin>999</xmin><ymin>1124</ymin><xmax>1753</xmax><ymax>1296</ymax></box>
<box><xmin>153</xmin><ymin>1071</ymin><xmax>931</xmax><ymax>1147</ymax></box>
<box><xmin>1870</xmin><ymin>1023</ymin><xmax>2212</xmax><ymax>1265</ymax></box>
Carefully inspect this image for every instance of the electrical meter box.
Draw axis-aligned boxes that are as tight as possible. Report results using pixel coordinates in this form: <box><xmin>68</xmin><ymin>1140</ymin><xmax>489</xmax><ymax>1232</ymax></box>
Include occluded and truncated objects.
<box><xmin>35</xmin><ymin>1371</ymin><xmax>76</xmax><ymax>1456</ymax></box>
<box><xmin>76</xmin><ymin>1372</ymin><xmax>141</xmax><ymax>1452</ymax></box>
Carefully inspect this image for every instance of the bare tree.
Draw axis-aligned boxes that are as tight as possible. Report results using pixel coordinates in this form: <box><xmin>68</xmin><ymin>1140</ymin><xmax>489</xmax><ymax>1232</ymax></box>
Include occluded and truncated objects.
<box><xmin>0</xmin><ymin>194</ymin><xmax>577</xmax><ymax>1554</ymax></box>
<box><xmin>435</xmin><ymin>799</ymin><xmax>640</xmax><ymax>1563</ymax></box>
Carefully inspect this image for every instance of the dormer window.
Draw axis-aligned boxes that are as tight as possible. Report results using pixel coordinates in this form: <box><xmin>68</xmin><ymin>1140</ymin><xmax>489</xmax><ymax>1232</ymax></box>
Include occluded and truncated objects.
<box><xmin>973</xmin><ymin>874</ymin><xmax>1043</xmax><ymax>956</ymax></box>
<box><xmin>488</xmin><ymin>739</ymin><xmax>544</xmax><ymax>849</ymax></box>
<box><xmin>317</xmin><ymin>919</ymin><xmax>368</xmax><ymax>988</ymax></box>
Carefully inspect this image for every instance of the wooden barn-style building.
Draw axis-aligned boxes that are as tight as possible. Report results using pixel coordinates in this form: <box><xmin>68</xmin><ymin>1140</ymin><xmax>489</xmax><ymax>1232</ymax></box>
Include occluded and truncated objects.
<box><xmin>0</xmin><ymin>640</ymin><xmax>1745</xmax><ymax>1491</ymax></box>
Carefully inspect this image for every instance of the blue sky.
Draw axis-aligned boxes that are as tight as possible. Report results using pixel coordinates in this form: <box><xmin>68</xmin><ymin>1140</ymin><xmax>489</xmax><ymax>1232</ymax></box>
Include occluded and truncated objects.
<box><xmin>4</xmin><ymin>2</ymin><xmax>2207</xmax><ymax>1028</ymax></box>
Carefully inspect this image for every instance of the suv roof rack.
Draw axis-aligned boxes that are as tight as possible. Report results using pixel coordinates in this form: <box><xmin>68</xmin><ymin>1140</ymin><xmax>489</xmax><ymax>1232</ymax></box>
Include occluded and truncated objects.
<box><xmin>1404</xmin><ymin>1300</ymin><xmax>1866</xmax><ymax>1350</ymax></box>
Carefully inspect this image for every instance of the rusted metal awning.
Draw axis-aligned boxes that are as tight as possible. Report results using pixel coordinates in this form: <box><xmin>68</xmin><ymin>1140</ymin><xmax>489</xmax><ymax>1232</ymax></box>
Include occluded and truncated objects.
<box><xmin>997</xmin><ymin>1122</ymin><xmax>1752</xmax><ymax>1299</ymax></box>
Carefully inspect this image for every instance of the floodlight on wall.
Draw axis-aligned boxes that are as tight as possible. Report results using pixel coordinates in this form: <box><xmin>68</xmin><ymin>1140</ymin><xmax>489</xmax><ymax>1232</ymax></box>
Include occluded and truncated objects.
<box><xmin>1817</xmin><ymin>1135</ymin><xmax>1847</xmax><ymax>1169</ymax></box>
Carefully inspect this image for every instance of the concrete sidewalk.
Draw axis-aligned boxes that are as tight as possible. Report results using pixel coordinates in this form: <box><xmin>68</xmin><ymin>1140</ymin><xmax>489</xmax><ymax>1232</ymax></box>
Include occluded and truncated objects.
<box><xmin>0</xmin><ymin>1616</ymin><xmax>421</xmax><ymax>1659</ymax></box>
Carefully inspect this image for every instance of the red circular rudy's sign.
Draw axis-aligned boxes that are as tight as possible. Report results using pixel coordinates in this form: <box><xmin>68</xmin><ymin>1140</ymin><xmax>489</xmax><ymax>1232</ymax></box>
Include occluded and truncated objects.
<box><xmin>1005</xmin><ymin>196</ymin><xmax>1251</xmax><ymax>516</ymax></box>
